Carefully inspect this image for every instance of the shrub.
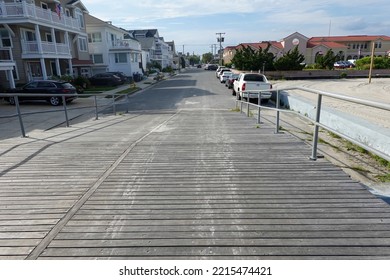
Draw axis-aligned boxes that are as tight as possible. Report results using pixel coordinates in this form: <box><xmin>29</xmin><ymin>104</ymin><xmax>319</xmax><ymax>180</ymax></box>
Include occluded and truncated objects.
<box><xmin>162</xmin><ymin>66</ymin><xmax>174</xmax><ymax>73</ymax></box>
<box><xmin>355</xmin><ymin>56</ymin><xmax>390</xmax><ymax>70</ymax></box>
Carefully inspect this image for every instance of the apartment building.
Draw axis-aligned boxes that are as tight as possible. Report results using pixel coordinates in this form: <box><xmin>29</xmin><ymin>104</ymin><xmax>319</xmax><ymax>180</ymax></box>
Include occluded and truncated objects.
<box><xmin>224</xmin><ymin>32</ymin><xmax>390</xmax><ymax>65</ymax></box>
<box><xmin>0</xmin><ymin>0</ymin><xmax>90</xmax><ymax>88</ymax></box>
<box><xmin>127</xmin><ymin>29</ymin><xmax>173</xmax><ymax>69</ymax></box>
<box><xmin>85</xmin><ymin>14</ymin><xmax>142</xmax><ymax>77</ymax></box>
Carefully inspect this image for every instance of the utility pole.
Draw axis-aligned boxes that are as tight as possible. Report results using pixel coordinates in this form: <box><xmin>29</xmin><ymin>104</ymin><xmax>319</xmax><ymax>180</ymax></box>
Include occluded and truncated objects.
<box><xmin>216</xmin><ymin>32</ymin><xmax>225</xmax><ymax>65</ymax></box>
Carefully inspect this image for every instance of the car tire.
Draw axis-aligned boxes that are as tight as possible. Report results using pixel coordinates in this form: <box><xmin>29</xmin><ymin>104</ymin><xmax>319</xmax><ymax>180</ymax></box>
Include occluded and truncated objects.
<box><xmin>8</xmin><ymin>97</ymin><xmax>16</xmax><ymax>105</ymax></box>
<box><xmin>49</xmin><ymin>96</ymin><xmax>61</xmax><ymax>106</ymax></box>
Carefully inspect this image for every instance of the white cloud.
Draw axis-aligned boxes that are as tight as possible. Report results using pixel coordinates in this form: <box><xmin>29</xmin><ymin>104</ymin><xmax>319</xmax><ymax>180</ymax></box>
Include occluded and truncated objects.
<box><xmin>81</xmin><ymin>0</ymin><xmax>390</xmax><ymax>54</ymax></box>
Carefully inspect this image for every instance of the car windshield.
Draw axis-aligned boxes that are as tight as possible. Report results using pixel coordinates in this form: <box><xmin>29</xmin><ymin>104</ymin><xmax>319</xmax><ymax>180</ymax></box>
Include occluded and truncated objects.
<box><xmin>243</xmin><ymin>74</ymin><xmax>264</xmax><ymax>82</ymax></box>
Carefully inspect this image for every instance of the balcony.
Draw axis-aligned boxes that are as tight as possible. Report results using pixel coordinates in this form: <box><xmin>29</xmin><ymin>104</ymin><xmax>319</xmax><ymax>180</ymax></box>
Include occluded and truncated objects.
<box><xmin>0</xmin><ymin>2</ymin><xmax>81</xmax><ymax>31</ymax></box>
<box><xmin>109</xmin><ymin>39</ymin><xmax>141</xmax><ymax>51</ymax></box>
<box><xmin>21</xmin><ymin>41</ymin><xmax>71</xmax><ymax>57</ymax></box>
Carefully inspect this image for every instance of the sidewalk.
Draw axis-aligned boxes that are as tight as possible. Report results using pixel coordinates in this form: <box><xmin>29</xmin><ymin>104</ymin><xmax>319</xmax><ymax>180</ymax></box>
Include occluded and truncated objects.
<box><xmin>0</xmin><ymin>75</ymin><xmax>161</xmax><ymax>140</ymax></box>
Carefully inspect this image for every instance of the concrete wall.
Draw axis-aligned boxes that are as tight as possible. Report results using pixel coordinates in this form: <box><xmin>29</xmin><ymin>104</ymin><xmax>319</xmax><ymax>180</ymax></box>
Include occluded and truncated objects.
<box><xmin>277</xmin><ymin>92</ymin><xmax>390</xmax><ymax>158</ymax></box>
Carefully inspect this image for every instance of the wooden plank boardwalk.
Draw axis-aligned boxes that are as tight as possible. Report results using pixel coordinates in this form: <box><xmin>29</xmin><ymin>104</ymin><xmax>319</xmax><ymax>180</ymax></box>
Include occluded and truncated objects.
<box><xmin>1</xmin><ymin>109</ymin><xmax>390</xmax><ymax>259</ymax></box>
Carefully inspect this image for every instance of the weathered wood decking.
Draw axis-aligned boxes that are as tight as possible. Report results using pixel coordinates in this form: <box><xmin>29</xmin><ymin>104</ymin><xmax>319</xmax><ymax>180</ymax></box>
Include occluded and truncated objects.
<box><xmin>1</xmin><ymin>109</ymin><xmax>390</xmax><ymax>259</ymax></box>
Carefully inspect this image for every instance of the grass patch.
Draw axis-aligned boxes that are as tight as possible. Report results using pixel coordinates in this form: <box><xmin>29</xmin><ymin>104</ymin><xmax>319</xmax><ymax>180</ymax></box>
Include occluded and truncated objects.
<box><xmin>116</xmin><ymin>87</ymin><xmax>140</xmax><ymax>95</ymax></box>
<box><xmin>344</xmin><ymin>141</ymin><xmax>368</xmax><ymax>154</ymax></box>
<box><xmin>230</xmin><ymin>108</ymin><xmax>241</xmax><ymax>112</ymax></box>
<box><xmin>328</xmin><ymin>131</ymin><xmax>342</xmax><ymax>139</ymax></box>
<box><xmin>371</xmin><ymin>154</ymin><xmax>390</xmax><ymax>169</ymax></box>
<box><xmin>376</xmin><ymin>173</ymin><xmax>390</xmax><ymax>182</ymax></box>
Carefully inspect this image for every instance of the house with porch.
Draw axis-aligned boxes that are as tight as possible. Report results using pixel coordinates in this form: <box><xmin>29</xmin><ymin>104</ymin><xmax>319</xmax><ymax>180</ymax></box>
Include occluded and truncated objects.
<box><xmin>85</xmin><ymin>14</ymin><xmax>142</xmax><ymax>77</ymax></box>
<box><xmin>127</xmin><ymin>29</ymin><xmax>173</xmax><ymax>69</ymax></box>
<box><xmin>0</xmin><ymin>0</ymin><xmax>91</xmax><ymax>88</ymax></box>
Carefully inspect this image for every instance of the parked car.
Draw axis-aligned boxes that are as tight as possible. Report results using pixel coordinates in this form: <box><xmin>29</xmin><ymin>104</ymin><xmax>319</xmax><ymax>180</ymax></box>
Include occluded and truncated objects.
<box><xmin>226</xmin><ymin>74</ymin><xmax>240</xmax><ymax>89</ymax></box>
<box><xmin>334</xmin><ymin>61</ymin><xmax>354</xmax><ymax>69</ymax></box>
<box><xmin>216</xmin><ymin>67</ymin><xmax>229</xmax><ymax>78</ymax></box>
<box><xmin>220</xmin><ymin>71</ymin><xmax>233</xmax><ymax>83</ymax></box>
<box><xmin>6</xmin><ymin>80</ymin><xmax>77</xmax><ymax>106</ymax></box>
<box><xmin>216</xmin><ymin>68</ymin><xmax>231</xmax><ymax>79</ymax></box>
<box><xmin>204</xmin><ymin>64</ymin><xmax>218</xmax><ymax>70</ymax></box>
<box><xmin>233</xmin><ymin>73</ymin><xmax>273</xmax><ymax>102</ymax></box>
<box><xmin>89</xmin><ymin>73</ymin><xmax>123</xmax><ymax>86</ymax></box>
<box><xmin>107</xmin><ymin>72</ymin><xmax>128</xmax><ymax>83</ymax></box>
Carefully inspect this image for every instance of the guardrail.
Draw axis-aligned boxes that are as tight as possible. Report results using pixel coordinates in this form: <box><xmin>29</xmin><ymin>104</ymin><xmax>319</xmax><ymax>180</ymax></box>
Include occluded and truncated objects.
<box><xmin>235</xmin><ymin>87</ymin><xmax>390</xmax><ymax>162</ymax></box>
<box><xmin>0</xmin><ymin>92</ymin><xmax>131</xmax><ymax>138</ymax></box>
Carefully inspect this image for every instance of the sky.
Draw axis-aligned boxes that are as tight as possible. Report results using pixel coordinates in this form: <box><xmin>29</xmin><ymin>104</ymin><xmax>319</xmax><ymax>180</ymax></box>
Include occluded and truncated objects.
<box><xmin>82</xmin><ymin>0</ymin><xmax>390</xmax><ymax>56</ymax></box>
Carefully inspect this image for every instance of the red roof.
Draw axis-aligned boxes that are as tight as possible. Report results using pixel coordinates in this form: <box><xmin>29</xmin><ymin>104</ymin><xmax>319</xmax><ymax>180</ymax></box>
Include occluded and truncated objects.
<box><xmin>309</xmin><ymin>41</ymin><xmax>347</xmax><ymax>48</ymax></box>
<box><xmin>309</xmin><ymin>35</ymin><xmax>390</xmax><ymax>43</ymax></box>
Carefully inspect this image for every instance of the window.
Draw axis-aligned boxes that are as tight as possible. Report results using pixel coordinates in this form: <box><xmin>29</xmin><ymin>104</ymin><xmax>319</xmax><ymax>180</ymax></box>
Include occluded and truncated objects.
<box><xmin>45</xmin><ymin>33</ymin><xmax>53</xmax><ymax>42</ymax></box>
<box><xmin>75</xmin><ymin>9</ymin><xmax>84</xmax><ymax>28</ymax></box>
<box><xmin>115</xmin><ymin>53</ymin><xmax>127</xmax><ymax>63</ymax></box>
<box><xmin>375</xmin><ymin>42</ymin><xmax>382</xmax><ymax>49</ymax></box>
<box><xmin>65</xmin><ymin>9</ymin><xmax>71</xmax><ymax>17</ymax></box>
<box><xmin>24</xmin><ymin>30</ymin><xmax>36</xmax><ymax>41</ymax></box>
<box><xmin>41</xmin><ymin>2</ymin><xmax>48</xmax><ymax>10</ymax></box>
<box><xmin>0</xmin><ymin>29</ymin><xmax>12</xmax><ymax>47</ymax></box>
<box><xmin>130</xmin><ymin>53</ymin><xmax>139</xmax><ymax>63</ymax></box>
<box><xmin>90</xmin><ymin>54</ymin><xmax>104</xmax><ymax>64</ymax></box>
<box><xmin>88</xmin><ymin>32</ymin><xmax>102</xmax><ymax>43</ymax></box>
<box><xmin>78</xmin><ymin>37</ymin><xmax>87</xmax><ymax>52</ymax></box>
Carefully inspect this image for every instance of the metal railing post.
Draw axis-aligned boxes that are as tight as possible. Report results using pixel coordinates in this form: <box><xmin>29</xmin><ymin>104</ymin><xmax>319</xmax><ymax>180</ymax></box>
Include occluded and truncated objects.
<box><xmin>62</xmin><ymin>96</ymin><xmax>70</xmax><ymax>127</ymax></box>
<box><xmin>15</xmin><ymin>96</ymin><xmax>26</xmax><ymax>138</ymax></box>
<box><xmin>275</xmin><ymin>89</ymin><xmax>280</xmax><ymax>134</ymax></box>
<box><xmin>126</xmin><ymin>94</ymin><xmax>129</xmax><ymax>114</ymax></box>
<box><xmin>94</xmin><ymin>95</ymin><xmax>99</xmax><ymax>120</ymax></box>
<box><xmin>310</xmin><ymin>94</ymin><xmax>323</xmax><ymax>160</ymax></box>
<box><xmin>247</xmin><ymin>93</ymin><xmax>250</xmax><ymax>117</ymax></box>
<box><xmin>240</xmin><ymin>96</ymin><xmax>243</xmax><ymax>113</ymax></box>
<box><xmin>112</xmin><ymin>94</ymin><xmax>116</xmax><ymax>116</ymax></box>
<box><xmin>257</xmin><ymin>92</ymin><xmax>261</xmax><ymax>124</ymax></box>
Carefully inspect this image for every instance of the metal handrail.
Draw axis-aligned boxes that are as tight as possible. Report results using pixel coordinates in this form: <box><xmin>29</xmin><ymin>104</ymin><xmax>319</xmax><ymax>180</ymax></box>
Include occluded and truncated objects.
<box><xmin>235</xmin><ymin>87</ymin><xmax>390</xmax><ymax>162</ymax></box>
<box><xmin>0</xmin><ymin>92</ymin><xmax>129</xmax><ymax>138</ymax></box>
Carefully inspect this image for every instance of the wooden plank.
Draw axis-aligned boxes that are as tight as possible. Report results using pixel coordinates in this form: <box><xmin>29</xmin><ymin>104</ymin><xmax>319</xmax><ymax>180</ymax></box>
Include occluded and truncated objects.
<box><xmin>0</xmin><ymin>96</ymin><xmax>389</xmax><ymax>260</ymax></box>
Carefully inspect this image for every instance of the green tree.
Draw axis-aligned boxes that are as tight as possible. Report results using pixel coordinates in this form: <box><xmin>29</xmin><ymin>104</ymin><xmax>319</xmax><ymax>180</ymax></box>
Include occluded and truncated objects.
<box><xmin>202</xmin><ymin>52</ymin><xmax>214</xmax><ymax>64</ymax></box>
<box><xmin>274</xmin><ymin>46</ymin><xmax>305</xmax><ymax>71</ymax></box>
<box><xmin>315</xmin><ymin>49</ymin><xmax>337</xmax><ymax>70</ymax></box>
<box><xmin>189</xmin><ymin>55</ymin><xmax>200</xmax><ymax>66</ymax></box>
<box><xmin>180</xmin><ymin>57</ymin><xmax>186</xmax><ymax>69</ymax></box>
<box><xmin>231</xmin><ymin>44</ymin><xmax>275</xmax><ymax>71</ymax></box>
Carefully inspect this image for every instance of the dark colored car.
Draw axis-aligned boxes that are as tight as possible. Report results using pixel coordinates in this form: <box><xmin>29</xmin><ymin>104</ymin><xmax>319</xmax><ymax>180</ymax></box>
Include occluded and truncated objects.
<box><xmin>107</xmin><ymin>72</ymin><xmax>128</xmax><ymax>83</ymax></box>
<box><xmin>226</xmin><ymin>74</ymin><xmax>239</xmax><ymax>89</ymax></box>
<box><xmin>6</xmin><ymin>80</ymin><xmax>77</xmax><ymax>106</ymax></box>
<box><xmin>205</xmin><ymin>64</ymin><xmax>218</xmax><ymax>70</ymax></box>
<box><xmin>89</xmin><ymin>73</ymin><xmax>123</xmax><ymax>86</ymax></box>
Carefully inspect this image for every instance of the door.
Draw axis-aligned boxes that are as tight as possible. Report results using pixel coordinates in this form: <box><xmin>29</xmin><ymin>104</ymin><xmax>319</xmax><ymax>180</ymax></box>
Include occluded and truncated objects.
<box><xmin>50</xmin><ymin>61</ymin><xmax>58</xmax><ymax>77</ymax></box>
<box><xmin>27</xmin><ymin>62</ymin><xmax>43</xmax><ymax>80</ymax></box>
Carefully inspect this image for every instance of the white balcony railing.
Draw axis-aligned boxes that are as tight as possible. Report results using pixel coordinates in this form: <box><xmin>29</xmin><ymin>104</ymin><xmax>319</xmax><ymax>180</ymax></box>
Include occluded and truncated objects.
<box><xmin>110</xmin><ymin>39</ymin><xmax>141</xmax><ymax>50</ymax></box>
<box><xmin>21</xmin><ymin>41</ymin><xmax>71</xmax><ymax>56</ymax></box>
<box><xmin>0</xmin><ymin>2</ymin><xmax>81</xmax><ymax>31</ymax></box>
